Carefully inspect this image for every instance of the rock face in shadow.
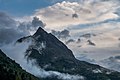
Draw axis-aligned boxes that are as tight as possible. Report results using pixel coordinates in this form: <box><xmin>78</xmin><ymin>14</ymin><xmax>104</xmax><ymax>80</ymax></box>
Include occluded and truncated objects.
<box><xmin>17</xmin><ymin>27</ymin><xmax>120</xmax><ymax>80</ymax></box>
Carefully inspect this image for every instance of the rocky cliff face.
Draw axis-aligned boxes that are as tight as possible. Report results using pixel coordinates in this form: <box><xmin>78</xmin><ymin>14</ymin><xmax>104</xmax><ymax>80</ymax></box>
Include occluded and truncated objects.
<box><xmin>17</xmin><ymin>27</ymin><xmax>120</xmax><ymax>80</ymax></box>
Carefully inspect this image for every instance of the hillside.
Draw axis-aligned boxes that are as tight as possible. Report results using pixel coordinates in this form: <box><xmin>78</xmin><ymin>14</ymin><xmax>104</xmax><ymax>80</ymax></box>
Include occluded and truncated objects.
<box><xmin>0</xmin><ymin>49</ymin><xmax>40</xmax><ymax>80</ymax></box>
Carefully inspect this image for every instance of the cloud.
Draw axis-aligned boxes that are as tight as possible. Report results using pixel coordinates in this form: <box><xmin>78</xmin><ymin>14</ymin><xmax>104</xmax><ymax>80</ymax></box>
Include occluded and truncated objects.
<box><xmin>32</xmin><ymin>0</ymin><xmax>119</xmax><ymax>30</ymax></box>
<box><xmin>72</xmin><ymin>13</ymin><xmax>79</xmax><ymax>18</ymax></box>
<box><xmin>0</xmin><ymin>12</ymin><xmax>16</xmax><ymax>28</ymax></box>
<box><xmin>51</xmin><ymin>29</ymin><xmax>70</xmax><ymax>39</ymax></box>
<box><xmin>66</xmin><ymin>39</ymin><xmax>75</xmax><ymax>44</ymax></box>
<box><xmin>0</xmin><ymin>12</ymin><xmax>26</xmax><ymax>46</ymax></box>
<box><xmin>18</xmin><ymin>16</ymin><xmax>46</xmax><ymax>35</ymax></box>
<box><xmin>0</xmin><ymin>11</ymin><xmax>46</xmax><ymax>46</ymax></box>
<box><xmin>32</xmin><ymin>17</ymin><xmax>46</xmax><ymax>28</ymax></box>
<box><xmin>0</xmin><ymin>28</ymin><xmax>24</xmax><ymax>46</ymax></box>
<box><xmin>99</xmin><ymin>55</ymin><xmax>120</xmax><ymax>72</ymax></box>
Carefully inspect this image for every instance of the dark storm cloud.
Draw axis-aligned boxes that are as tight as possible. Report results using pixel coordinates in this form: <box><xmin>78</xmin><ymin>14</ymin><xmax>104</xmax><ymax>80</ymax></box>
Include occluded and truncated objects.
<box><xmin>0</xmin><ymin>12</ymin><xmax>45</xmax><ymax>46</ymax></box>
<box><xmin>0</xmin><ymin>28</ymin><xmax>24</xmax><ymax>45</ymax></box>
<box><xmin>0</xmin><ymin>12</ymin><xmax>27</xmax><ymax>46</ymax></box>
<box><xmin>32</xmin><ymin>17</ymin><xmax>46</xmax><ymax>28</ymax></box>
<box><xmin>18</xmin><ymin>17</ymin><xmax>46</xmax><ymax>34</ymax></box>
<box><xmin>0</xmin><ymin>12</ymin><xmax>16</xmax><ymax>28</ymax></box>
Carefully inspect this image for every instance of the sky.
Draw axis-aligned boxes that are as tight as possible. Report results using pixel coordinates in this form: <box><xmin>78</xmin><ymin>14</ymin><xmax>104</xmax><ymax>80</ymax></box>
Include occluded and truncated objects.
<box><xmin>0</xmin><ymin>0</ymin><xmax>94</xmax><ymax>16</ymax></box>
<box><xmin>0</xmin><ymin>0</ymin><xmax>81</xmax><ymax>16</ymax></box>
<box><xmin>0</xmin><ymin>0</ymin><xmax>54</xmax><ymax>16</ymax></box>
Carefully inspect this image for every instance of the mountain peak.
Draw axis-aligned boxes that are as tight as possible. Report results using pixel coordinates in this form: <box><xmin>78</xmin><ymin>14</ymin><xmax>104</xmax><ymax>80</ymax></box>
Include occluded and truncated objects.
<box><xmin>33</xmin><ymin>27</ymin><xmax>47</xmax><ymax>37</ymax></box>
<box><xmin>16</xmin><ymin>27</ymin><xmax>120</xmax><ymax>80</ymax></box>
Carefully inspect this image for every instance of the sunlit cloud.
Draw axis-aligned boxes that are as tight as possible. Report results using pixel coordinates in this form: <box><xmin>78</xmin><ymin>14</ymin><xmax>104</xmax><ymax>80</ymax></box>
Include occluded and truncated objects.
<box><xmin>32</xmin><ymin>0</ymin><xmax>119</xmax><ymax>30</ymax></box>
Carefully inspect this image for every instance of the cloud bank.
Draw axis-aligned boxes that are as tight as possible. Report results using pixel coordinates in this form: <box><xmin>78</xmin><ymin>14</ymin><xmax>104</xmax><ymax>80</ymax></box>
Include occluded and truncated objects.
<box><xmin>0</xmin><ymin>12</ymin><xmax>26</xmax><ymax>46</ymax></box>
<box><xmin>33</xmin><ymin>0</ymin><xmax>119</xmax><ymax>30</ymax></box>
<box><xmin>0</xmin><ymin>12</ymin><xmax>45</xmax><ymax>46</ymax></box>
<box><xmin>1</xmin><ymin>41</ymin><xmax>84</xmax><ymax>80</ymax></box>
